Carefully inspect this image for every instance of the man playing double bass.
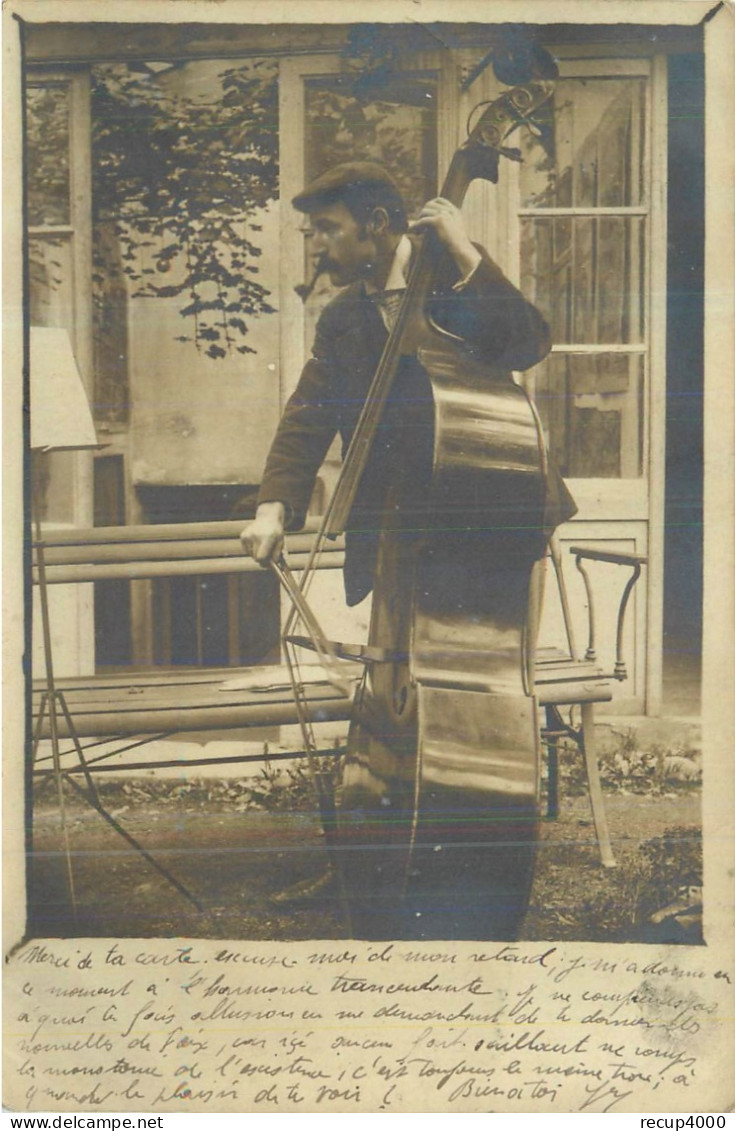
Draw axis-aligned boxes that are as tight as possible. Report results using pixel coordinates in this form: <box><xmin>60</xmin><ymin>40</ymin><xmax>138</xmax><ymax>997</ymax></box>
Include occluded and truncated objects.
<box><xmin>241</xmin><ymin>161</ymin><xmax>575</xmax><ymax>921</ymax></box>
<box><xmin>243</xmin><ymin>161</ymin><xmax>573</xmax><ymax>592</ymax></box>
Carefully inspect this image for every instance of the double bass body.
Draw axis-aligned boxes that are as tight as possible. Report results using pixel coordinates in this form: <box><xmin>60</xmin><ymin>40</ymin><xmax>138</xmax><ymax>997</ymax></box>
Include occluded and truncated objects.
<box><xmin>337</xmin><ymin>336</ymin><xmax>547</xmax><ymax>940</ymax></box>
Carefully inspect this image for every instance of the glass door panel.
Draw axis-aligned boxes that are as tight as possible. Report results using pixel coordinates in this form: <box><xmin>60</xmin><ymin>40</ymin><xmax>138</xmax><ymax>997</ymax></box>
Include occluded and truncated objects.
<box><xmin>512</xmin><ymin>58</ymin><xmax>661</xmax><ymax>713</ymax></box>
<box><xmin>301</xmin><ymin>75</ymin><xmax>438</xmax><ymax>352</ymax></box>
<box><xmin>518</xmin><ymin>77</ymin><xmax>646</xmax><ymax>209</ymax></box>
<box><xmin>26</xmin><ymin>83</ymin><xmax>72</xmax><ymax>225</ymax></box>
<box><xmin>520</xmin><ymin>215</ymin><xmax>646</xmax><ymax>346</ymax></box>
<box><xmin>517</xmin><ymin>66</ymin><xmax>650</xmax><ymax>486</ymax></box>
<box><xmin>532</xmin><ymin>353</ymin><xmax>644</xmax><ymax>478</ymax></box>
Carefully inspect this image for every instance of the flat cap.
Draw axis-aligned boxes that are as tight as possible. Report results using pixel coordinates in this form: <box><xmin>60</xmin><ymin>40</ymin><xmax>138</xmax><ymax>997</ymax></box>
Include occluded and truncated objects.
<box><xmin>292</xmin><ymin>161</ymin><xmax>401</xmax><ymax>212</ymax></box>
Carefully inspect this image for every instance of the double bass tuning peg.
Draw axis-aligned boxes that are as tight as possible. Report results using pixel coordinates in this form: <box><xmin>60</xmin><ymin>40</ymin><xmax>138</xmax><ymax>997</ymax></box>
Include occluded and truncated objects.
<box><xmin>466</xmin><ymin>79</ymin><xmax>554</xmax><ymax>162</ymax></box>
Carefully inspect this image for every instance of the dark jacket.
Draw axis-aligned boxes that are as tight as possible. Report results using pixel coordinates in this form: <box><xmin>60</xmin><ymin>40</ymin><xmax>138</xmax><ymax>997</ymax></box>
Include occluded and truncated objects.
<box><xmin>258</xmin><ymin>245</ymin><xmax>576</xmax><ymax>605</ymax></box>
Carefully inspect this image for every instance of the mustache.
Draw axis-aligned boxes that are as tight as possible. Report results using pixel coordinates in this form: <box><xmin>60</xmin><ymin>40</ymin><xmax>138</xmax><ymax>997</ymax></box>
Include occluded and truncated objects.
<box><xmin>315</xmin><ymin>254</ymin><xmax>340</xmax><ymax>273</ymax></box>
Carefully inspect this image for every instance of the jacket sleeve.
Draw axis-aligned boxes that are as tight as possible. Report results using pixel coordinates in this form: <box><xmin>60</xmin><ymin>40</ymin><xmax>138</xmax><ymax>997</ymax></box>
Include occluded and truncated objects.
<box><xmin>256</xmin><ymin>321</ymin><xmax>340</xmax><ymax>529</ymax></box>
<box><xmin>428</xmin><ymin>246</ymin><xmax>576</xmax><ymax>533</ymax></box>
<box><xmin>427</xmin><ymin>249</ymin><xmax>551</xmax><ymax>372</ymax></box>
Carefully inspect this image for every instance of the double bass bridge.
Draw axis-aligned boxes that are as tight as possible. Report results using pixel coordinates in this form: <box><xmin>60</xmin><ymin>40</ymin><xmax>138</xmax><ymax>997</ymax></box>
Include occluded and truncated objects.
<box><xmin>284</xmin><ymin>633</ymin><xmax>406</xmax><ymax>666</ymax></box>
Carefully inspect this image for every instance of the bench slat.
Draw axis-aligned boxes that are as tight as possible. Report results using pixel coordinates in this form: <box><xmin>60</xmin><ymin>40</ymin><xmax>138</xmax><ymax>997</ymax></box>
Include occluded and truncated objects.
<box><xmin>33</xmin><ymin>517</ymin><xmax>324</xmax><ymax>548</ymax></box>
<box><xmin>537</xmin><ymin>681</ymin><xmax>613</xmax><ymax>706</ymax></box>
<box><xmin>36</xmin><ymin>534</ymin><xmax>344</xmax><ymax>567</ymax></box>
<box><xmin>34</xmin><ymin>682</ymin><xmax>354</xmax><ymax>739</ymax></box>
<box><xmin>35</xmin><ymin>552</ymin><xmax>345</xmax><ymax>584</ymax></box>
<box><xmin>34</xmin><ymin>666</ymin><xmax>273</xmax><ymax>692</ymax></box>
<box><xmin>534</xmin><ymin>660</ymin><xmax>608</xmax><ymax>684</ymax></box>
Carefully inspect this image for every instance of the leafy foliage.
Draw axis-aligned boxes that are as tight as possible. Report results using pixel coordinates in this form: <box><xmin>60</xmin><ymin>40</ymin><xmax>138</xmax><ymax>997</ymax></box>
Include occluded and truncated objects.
<box><xmin>91</xmin><ymin>61</ymin><xmax>279</xmax><ymax>358</ymax></box>
<box><xmin>635</xmin><ymin>825</ymin><xmax>702</xmax><ymax>918</ymax></box>
<box><xmin>28</xmin><ymin>58</ymin><xmax>433</xmax><ymax>360</ymax></box>
<box><xmin>26</xmin><ymin>85</ymin><xmax>71</xmax><ymax>226</ymax></box>
<box><xmin>300</xmin><ymin>80</ymin><xmax>436</xmax><ymax>318</ymax></box>
<box><xmin>549</xmin><ymin>726</ymin><xmax>702</xmax><ymax>796</ymax></box>
<box><xmin>305</xmin><ymin>84</ymin><xmax>435</xmax><ymax>217</ymax></box>
<box><xmin>82</xmin><ymin>746</ymin><xmax>343</xmax><ymax>814</ymax></box>
<box><xmin>576</xmin><ymin>826</ymin><xmax>703</xmax><ymax>944</ymax></box>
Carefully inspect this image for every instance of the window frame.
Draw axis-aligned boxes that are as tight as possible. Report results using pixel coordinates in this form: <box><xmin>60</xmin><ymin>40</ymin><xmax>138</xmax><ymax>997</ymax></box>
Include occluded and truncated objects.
<box><xmin>513</xmin><ymin>57</ymin><xmax>662</xmax><ymax>490</ymax></box>
<box><xmin>505</xmin><ymin>51</ymin><xmax>669</xmax><ymax>715</ymax></box>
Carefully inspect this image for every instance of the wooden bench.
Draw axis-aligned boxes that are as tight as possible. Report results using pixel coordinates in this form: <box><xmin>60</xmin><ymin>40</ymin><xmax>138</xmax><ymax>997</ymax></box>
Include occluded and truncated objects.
<box><xmin>32</xmin><ymin>519</ymin><xmax>351</xmax><ymax>767</ymax></box>
<box><xmin>32</xmin><ymin>520</ymin><xmax>645</xmax><ymax>868</ymax></box>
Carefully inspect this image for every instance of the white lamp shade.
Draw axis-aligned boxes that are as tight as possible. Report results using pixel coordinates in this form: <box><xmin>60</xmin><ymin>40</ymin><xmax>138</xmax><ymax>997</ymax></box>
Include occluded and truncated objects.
<box><xmin>30</xmin><ymin>327</ymin><xmax>99</xmax><ymax>451</ymax></box>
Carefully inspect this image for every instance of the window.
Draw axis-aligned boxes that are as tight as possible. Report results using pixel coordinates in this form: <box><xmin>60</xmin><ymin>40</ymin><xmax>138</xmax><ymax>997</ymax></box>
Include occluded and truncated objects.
<box><xmin>26</xmin><ymin>70</ymin><xmax>93</xmax><ymax>528</ymax></box>
<box><xmin>93</xmin><ymin>455</ymin><xmax>132</xmax><ymax>667</ymax></box>
<box><xmin>27</xmin><ymin>80</ymin><xmax>77</xmax><ymax>352</ymax></box>
<box><xmin>136</xmin><ymin>485</ymin><xmax>280</xmax><ymax>669</ymax></box>
<box><xmin>300</xmin><ymin>74</ymin><xmax>438</xmax><ymax>347</ymax></box>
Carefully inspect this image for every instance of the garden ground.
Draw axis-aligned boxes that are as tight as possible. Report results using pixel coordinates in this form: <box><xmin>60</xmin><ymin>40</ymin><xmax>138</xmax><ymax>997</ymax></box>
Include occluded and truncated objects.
<box><xmin>29</xmin><ymin>780</ymin><xmax>702</xmax><ymax>946</ymax></box>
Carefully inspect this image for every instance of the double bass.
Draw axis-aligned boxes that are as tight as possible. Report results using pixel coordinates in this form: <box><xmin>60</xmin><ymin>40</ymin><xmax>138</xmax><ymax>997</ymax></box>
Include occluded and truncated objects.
<box><xmin>283</xmin><ymin>79</ymin><xmax>555</xmax><ymax>940</ymax></box>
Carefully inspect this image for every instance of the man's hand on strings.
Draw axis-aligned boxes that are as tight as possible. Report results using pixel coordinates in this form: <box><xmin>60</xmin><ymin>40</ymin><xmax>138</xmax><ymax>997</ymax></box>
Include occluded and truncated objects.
<box><xmin>240</xmin><ymin>501</ymin><xmax>286</xmax><ymax>567</ymax></box>
<box><xmin>409</xmin><ymin>197</ymin><xmax>482</xmax><ymax>281</ymax></box>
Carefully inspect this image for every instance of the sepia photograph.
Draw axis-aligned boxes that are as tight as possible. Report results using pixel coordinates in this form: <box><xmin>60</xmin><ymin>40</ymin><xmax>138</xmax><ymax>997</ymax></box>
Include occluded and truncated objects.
<box><xmin>3</xmin><ymin>0</ymin><xmax>733</xmax><ymax>1116</ymax></box>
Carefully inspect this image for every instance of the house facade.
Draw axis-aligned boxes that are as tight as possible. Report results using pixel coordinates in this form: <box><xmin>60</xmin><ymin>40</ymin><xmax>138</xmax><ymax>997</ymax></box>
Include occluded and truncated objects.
<box><xmin>15</xmin><ymin>6</ymin><xmax>726</xmax><ymax>721</ymax></box>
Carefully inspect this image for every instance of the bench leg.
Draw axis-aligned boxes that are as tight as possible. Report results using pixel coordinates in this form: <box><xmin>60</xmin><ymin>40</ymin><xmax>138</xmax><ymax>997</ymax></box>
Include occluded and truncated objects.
<box><xmin>544</xmin><ymin>706</ymin><xmax>560</xmax><ymax>821</ymax></box>
<box><xmin>579</xmin><ymin>702</ymin><xmax>616</xmax><ymax>868</ymax></box>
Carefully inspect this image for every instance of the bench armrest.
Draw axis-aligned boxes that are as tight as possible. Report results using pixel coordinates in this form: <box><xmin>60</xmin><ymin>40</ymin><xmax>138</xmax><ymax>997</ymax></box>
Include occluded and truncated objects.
<box><xmin>569</xmin><ymin>546</ymin><xmax>646</xmax><ymax>680</ymax></box>
<box><xmin>569</xmin><ymin>546</ymin><xmax>648</xmax><ymax>568</ymax></box>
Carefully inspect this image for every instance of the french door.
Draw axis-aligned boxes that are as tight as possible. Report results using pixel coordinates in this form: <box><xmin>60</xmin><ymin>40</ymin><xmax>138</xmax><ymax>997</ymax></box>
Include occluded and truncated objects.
<box><xmin>278</xmin><ymin>52</ymin><xmax>666</xmax><ymax>711</ymax></box>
